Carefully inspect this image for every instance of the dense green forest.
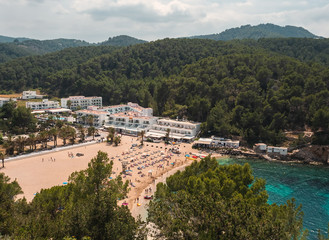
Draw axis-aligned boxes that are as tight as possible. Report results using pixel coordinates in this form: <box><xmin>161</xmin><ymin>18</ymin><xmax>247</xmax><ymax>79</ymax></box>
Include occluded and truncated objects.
<box><xmin>0</xmin><ymin>45</ymin><xmax>119</xmax><ymax>91</ymax></box>
<box><xmin>0</xmin><ymin>38</ymin><xmax>328</xmax><ymax>145</ymax></box>
<box><xmin>190</xmin><ymin>23</ymin><xmax>320</xmax><ymax>41</ymax></box>
<box><xmin>0</xmin><ymin>43</ymin><xmax>36</xmax><ymax>63</ymax></box>
<box><xmin>0</xmin><ymin>35</ymin><xmax>31</xmax><ymax>43</ymax></box>
<box><xmin>148</xmin><ymin>156</ymin><xmax>307</xmax><ymax>239</ymax></box>
<box><xmin>100</xmin><ymin>35</ymin><xmax>147</xmax><ymax>46</ymax></box>
<box><xmin>0</xmin><ymin>35</ymin><xmax>147</xmax><ymax>63</ymax></box>
<box><xmin>243</xmin><ymin>38</ymin><xmax>329</xmax><ymax>65</ymax></box>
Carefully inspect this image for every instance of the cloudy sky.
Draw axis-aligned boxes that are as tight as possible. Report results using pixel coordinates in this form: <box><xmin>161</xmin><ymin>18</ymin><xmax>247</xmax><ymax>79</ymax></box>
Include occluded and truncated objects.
<box><xmin>0</xmin><ymin>0</ymin><xmax>328</xmax><ymax>42</ymax></box>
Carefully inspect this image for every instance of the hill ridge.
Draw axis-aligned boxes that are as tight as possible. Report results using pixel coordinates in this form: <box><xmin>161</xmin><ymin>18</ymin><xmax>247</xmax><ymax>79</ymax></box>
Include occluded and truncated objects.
<box><xmin>190</xmin><ymin>23</ymin><xmax>322</xmax><ymax>41</ymax></box>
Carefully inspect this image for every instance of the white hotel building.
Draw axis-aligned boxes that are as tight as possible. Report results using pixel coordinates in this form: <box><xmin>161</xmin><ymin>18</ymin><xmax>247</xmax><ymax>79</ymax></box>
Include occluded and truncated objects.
<box><xmin>146</xmin><ymin>118</ymin><xmax>201</xmax><ymax>142</ymax></box>
<box><xmin>61</xmin><ymin>96</ymin><xmax>102</xmax><ymax>110</ymax></box>
<box><xmin>102</xmin><ymin>102</ymin><xmax>153</xmax><ymax>117</ymax></box>
<box><xmin>22</xmin><ymin>90</ymin><xmax>43</xmax><ymax>100</ymax></box>
<box><xmin>75</xmin><ymin>102</ymin><xmax>201</xmax><ymax>141</ymax></box>
<box><xmin>75</xmin><ymin>109</ymin><xmax>109</xmax><ymax>128</ymax></box>
<box><xmin>26</xmin><ymin>99</ymin><xmax>60</xmax><ymax>110</ymax></box>
<box><xmin>102</xmin><ymin>102</ymin><xmax>157</xmax><ymax>134</ymax></box>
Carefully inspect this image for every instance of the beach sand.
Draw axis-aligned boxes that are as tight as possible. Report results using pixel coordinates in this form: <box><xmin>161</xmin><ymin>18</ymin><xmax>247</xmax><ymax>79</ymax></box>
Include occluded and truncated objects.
<box><xmin>0</xmin><ymin>135</ymin><xmax>219</xmax><ymax>215</ymax></box>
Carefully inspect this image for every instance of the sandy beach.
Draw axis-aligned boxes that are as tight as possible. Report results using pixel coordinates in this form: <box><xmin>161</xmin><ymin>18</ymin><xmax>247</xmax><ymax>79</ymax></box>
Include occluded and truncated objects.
<box><xmin>0</xmin><ymin>135</ymin><xmax>218</xmax><ymax>211</ymax></box>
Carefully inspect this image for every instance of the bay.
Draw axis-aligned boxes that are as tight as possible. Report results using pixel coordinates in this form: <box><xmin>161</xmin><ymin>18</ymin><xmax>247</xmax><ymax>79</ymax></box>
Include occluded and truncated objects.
<box><xmin>218</xmin><ymin>157</ymin><xmax>329</xmax><ymax>239</ymax></box>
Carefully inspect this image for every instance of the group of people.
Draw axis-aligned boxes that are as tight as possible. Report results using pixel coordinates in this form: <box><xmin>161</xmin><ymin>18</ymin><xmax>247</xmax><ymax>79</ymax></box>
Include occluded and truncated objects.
<box><xmin>42</xmin><ymin>157</ymin><xmax>56</xmax><ymax>162</ymax></box>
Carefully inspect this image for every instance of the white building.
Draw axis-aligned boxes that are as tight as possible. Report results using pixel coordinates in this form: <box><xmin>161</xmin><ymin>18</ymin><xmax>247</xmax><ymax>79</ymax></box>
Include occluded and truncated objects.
<box><xmin>193</xmin><ymin>136</ymin><xmax>240</xmax><ymax>148</ymax></box>
<box><xmin>102</xmin><ymin>102</ymin><xmax>156</xmax><ymax>135</ymax></box>
<box><xmin>254</xmin><ymin>143</ymin><xmax>267</xmax><ymax>152</ymax></box>
<box><xmin>61</xmin><ymin>96</ymin><xmax>102</xmax><ymax>110</ymax></box>
<box><xmin>211</xmin><ymin>137</ymin><xmax>240</xmax><ymax>148</ymax></box>
<box><xmin>267</xmin><ymin>146</ymin><xmax>288</xmax><ymax>155</ymax></box>
<box><xmin>22</xmin><ymin>91</ymin><xmax>43</xmax><ymax>100</ymax></box>
<box><xmin>102</xmin><ymin>102</ymin><xmax>153</xmax><ymax>117</ymax></box>
<box><xmin>26</xmin><ymin>99</ymin><xmax>60</xmax><ymax>110</ymax></box>
<box><xmin>75</xmin><ymin>109</ymin><xmax>109</xmax><ymax>128</ymax></box>
<box><xmin>146</xmin><ymin>118</ymin><xmax>201</xmax><ymax>142</ymax></box>
<box><xmin>253</xmin><ymin>143</ymin><xmax>288</xmax><ymax>155</ymax></box>
<box><xmin>0</xmin><ymin>98</ymin><xmax>17</xmax><ymax>107</ymax></box>
<box><xmin>107</xmin><ymin>112</ymin><xmax>158</xmax><ymax>135</ymax></box>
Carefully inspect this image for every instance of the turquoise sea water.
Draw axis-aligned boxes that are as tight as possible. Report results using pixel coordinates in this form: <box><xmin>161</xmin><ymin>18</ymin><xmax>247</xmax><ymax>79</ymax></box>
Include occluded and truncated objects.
<box><xmin>218</xmin><ymin>158</ymin><xmax>329</xmax><ymax>239</ymax></box>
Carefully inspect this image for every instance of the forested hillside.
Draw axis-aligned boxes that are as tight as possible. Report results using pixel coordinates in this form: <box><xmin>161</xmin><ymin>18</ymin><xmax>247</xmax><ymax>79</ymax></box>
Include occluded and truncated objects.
<box><xmin>0</xmin><ymin>36</ymin><xmax>146</xmax><ymax>63</ymax></box>
<box><xmin>191</xmin><ymin>23</ymin><xmax>320</xmax><ymax>41</ymax></box>
<box><xmin>0</xmin><ymin>38</ymin><xmax>328</xmax><ymax>145</ymax></box>
<box><xmin>100</xmin><ymin>35</ymin><xmax>147</xmax><ymax>46</ymax></box>
<box><xmin>0</xmin><ymin>43</ymin><xmax>36</xmax><ymax>63</ymax></box>
<box><xmin>0</xmin><ymin>35</ymin><xmax>31</xmax><ymax>43</ymax></box>
<box><xmin>254</xmin><ymin>38</ymin><xmax>329</xmax><ymax>65</ymax></box>
<box><xmin>0</xmin><ymin>45</ymin><xmax>118</xmax><ymax>91</ymax></box>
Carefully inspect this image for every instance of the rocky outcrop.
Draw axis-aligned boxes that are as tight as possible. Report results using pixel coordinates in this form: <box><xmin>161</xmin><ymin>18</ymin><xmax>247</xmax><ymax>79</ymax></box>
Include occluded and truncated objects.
<box><xmin>289</xmin><ymin>145</ymin><xmax>329</xmax><ymax>164</ymax></box>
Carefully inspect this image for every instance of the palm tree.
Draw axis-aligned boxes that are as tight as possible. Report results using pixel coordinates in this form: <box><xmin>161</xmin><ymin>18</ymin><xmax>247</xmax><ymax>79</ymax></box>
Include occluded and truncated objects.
<box><xmin>3</xmin><ymin>135</ymin><xmax>14</xmax><ymax>155</ymax></box>
<box><xmin>166</xmin><ymin>128</ymin><xmax>171</xmax><ymax>142</ymax></box>
<box><xmin>81</xmin><ymin>115</ymin><xmax>86</xmax><ymax>126</ymax></box>
<box><xmin>138</xmin><ymin>130</ymin><xmax>145</xmax><ymax>145</ymax></box>
<box><xmin>15</xmin><ymin>136</ymin><xmax>27</xmax><ymax>154</ymax></box>
<box><xmin>55</xmin><ymin>120</ymin><xmax>64</xmax><ymax>129</ymax></box>
<box><xmin>68</xmin><ymin>127</ymin><xmax>76</xmax><ymax>145</ymax></box>
<box><xmin>67</xmin><ymin>100</ymin><xmax>72</xmax><ymax>109</ymax></box>
<box><xmin>39</xmin><ymin>131</ymin><xmax>49</xmax><ymax>149</ymax></box>
<box><xmin>107</xmin><ymin>127</ymin><xmax>115</xmax><ymax>143</ymax></box>
<box><xmin>86</xmin><ymin>115</ymin><xmax>94</xmax><ymax>127</ymax></box>
<box><xmin>88</xmin><ymin>126</ymin><xmax>97</xmax><ymax>140</ymax></box>
<box><xmin>49</xmin><ymin>127</ymin><xmax>59</xmax><ymax>147</ymax></box>
<box><xmin>0</xmin><ymin>151</ymin><xmax>5</xmax><ymax>168</ymax></box>
<box><xmin>59</xmin><ymin>125</ymin><xmax>70</xmax><ymax>146</ymax></box>
<box><xmin>114</xmin><ymin>135</ymin><xmax>121</xmax><ymax>146</ymax></box>
<box><xmin>77</xmin><ymin>125</ymin><xmax>86</xmax><ymax>142</ymax></box>
<box><xmin>28</xmin><ymin>133</ymin><xmax>37</xmax><ymax>151</ymax></box>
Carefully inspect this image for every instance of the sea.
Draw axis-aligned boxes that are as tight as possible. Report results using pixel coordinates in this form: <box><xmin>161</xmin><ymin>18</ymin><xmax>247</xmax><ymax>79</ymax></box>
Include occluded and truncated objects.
<box><xmin>218</xmin><ymin>157</ymin><xmax>329</xmax><ymax>240</ymax></box>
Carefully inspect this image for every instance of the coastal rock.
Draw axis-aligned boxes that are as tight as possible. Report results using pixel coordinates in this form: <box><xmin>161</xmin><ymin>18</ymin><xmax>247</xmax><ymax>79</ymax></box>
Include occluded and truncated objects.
<box><xmin>289</xmin><ymin>145</ymin><xmax>329</xmax><ymax>164</ymax></box>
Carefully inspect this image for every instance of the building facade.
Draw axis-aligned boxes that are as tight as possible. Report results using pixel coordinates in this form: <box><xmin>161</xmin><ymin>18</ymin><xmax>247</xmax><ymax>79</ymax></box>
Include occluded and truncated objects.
<box><xmin>26</xmin><ymin>99</ymin><xmax>60</xmax><ymax>110</ymax></box>
<box><xmin>102</xmin><ymin>102</ymin><xmax>153</xmax><ymax>117</ymax></box>
<box><xmin>61</xmin><ymin>96</ymin><xmax>102</xmax><ymax>110</ymax></box>
<box><xmin>146</xmin><ymin>118</ymin><xmax>201</xmax><ymax>141</ymax></box>
<box><xmin>22</xmin><ymin>91</ymin><xmax>43</xmax><ymax>100</ymax></box>
<box><xmin>267</xmin><ymin>146</ymin><xmax>288</xmax><ymax>155</ymax></box>
<box><xmin>193</xmin><ymin>136</ymin><xmax>240</xmax><ymax>148</ymax></box>
<box><xmin>103</xmin><ymin>103</ymin><xmax>156</xmax><ymax>134</ymax></box>
<box><xmin>75</xmin><ymin>109</ymin><xmax>109</xmax><ymax>128</ymax></box>
<box><xmin>0</xmin><ymin>98</ymin><xmax>17</xmax><ymax>107</ymax></box>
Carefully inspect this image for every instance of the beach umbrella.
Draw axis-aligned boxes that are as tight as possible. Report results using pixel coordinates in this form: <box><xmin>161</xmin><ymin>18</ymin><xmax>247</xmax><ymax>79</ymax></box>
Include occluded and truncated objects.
<box><xmin>192</xmin><ymin>155</ymin><xmax>198</xmax><ymax>159</ymax></box>
<box><xmin>63</xmin><ymin>182</ymin><xmax>68</xmax><ymax>185</ymax></box>
<box><xmin>185</xmin><ymin>154</ymin><xmax>190</xmax><ymax>157</ymax></box>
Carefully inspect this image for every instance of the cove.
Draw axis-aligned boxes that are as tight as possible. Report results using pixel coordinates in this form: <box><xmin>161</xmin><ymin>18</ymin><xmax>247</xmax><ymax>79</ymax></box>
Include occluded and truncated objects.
<box><xmin>218</xmin><ymin>157</ymin><xmax>329</xmax><ymax>240</ymax></box>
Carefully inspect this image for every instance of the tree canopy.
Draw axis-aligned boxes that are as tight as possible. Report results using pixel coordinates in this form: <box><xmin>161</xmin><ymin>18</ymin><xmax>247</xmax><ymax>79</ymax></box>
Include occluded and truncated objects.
<box><xmin>148</xmin><ymin>156</ymin><xmax>307</xmax><ymax>239</ymax></box>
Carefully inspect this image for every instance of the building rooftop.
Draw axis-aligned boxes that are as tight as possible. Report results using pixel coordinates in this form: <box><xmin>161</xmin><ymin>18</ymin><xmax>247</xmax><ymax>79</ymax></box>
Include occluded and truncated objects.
<box><xmin>62</xmin><ymin>96</ymin><xmax>101</xmax><ymax>100</ymax></box>
<box><xmin>111</xmin><ymin>111</ymin><xmax>154</xmax><ymax>120</ymax></box>
<box><xmin>76</xmin><ymin>109</ymin><xmax>108</xmax><ymax>115</ymax></box>
<box><xmin>158</xmin><ymin>118</ymin><xmax>200</xmax><ymax>126</ymax></box>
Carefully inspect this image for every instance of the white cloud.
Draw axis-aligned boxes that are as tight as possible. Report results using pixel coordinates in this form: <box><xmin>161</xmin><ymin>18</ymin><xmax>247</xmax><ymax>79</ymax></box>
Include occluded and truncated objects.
<box><xmin>0</xmin><ymin>0</ymin><xmax>328</xmax><ymax>42</ymax></box>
